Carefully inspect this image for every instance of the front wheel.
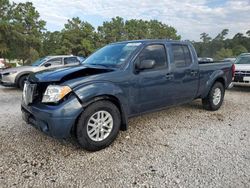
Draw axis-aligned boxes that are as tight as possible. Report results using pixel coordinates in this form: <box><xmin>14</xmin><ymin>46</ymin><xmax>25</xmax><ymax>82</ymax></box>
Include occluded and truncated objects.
<box><xmin>76</xmin><ymin>100</ymin><xmax>121</xmax><ymax>151</ymax></box>
<box><xmin>18</xmin><ymin>75</ymin><xmax>28</xmax><ymax>90</ymax></box>
<box><xmin>202</xmin><ymin>82</ymin><xmax>225</xmax><ymax>111</ymax></box>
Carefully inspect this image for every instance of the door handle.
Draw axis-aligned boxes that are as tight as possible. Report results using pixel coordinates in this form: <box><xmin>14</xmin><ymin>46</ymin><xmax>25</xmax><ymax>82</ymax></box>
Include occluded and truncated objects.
<box><xmin>185</xmin><ymin>69</ymin><xmax>197</xmax><ymax>76</ymax></box>
<box><xmin>190</xmin><ymin>70</ymin><xmax>198</xmax><ymax>76</ymax></box>
<box><xmin>165</xmin><ymin>73</ymin><xmax>174</xmax><ymax>80</ymax></box>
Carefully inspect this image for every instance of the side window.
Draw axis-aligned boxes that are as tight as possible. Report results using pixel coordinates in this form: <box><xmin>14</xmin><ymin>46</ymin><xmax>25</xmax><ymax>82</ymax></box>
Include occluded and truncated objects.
<box><xmin>64</xmin><ymin>57</ymin><xmax>80</xmax><ymax>64</ymax></box>
<box><xmin>136</xmin><ymin>44</ymin><xmax>167</xmax><ymax>70</ymax></box>
<box><xmin>172</xmin><ymin>45</ymin><xmax>192</xmax><ymax>68</ymax></box>
<box><xmin>46</xmin><ymin>58</ymin><xmax>62</xmax><ymax>65</ymax></box>
<box><xmin>183</xmin><ymin>45</ymin><xmax>192</xmax><ymax>66</ymax></box>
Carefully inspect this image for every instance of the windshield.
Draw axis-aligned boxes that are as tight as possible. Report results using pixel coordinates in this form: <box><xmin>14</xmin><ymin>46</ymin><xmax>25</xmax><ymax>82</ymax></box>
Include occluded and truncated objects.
<box><xmin>235</xmin><ymin>56</ymin><xmax>250</xmax><ymax>64</ymax></box>
<box><xmin>32</xmin><ymin>57</ymin><xmax>50</xmax><ymax>66</ymax></box>
<box><xmin>84</xmin><ymin>42</ymin><xmax>142</xmax><ymax>68</ymax></box>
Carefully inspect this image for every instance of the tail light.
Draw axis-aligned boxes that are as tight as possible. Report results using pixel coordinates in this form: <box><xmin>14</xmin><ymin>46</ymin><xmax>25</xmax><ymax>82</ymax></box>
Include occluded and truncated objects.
<box><xmin>232</xmin><ymin>64</ymin><xmax>235</xmax><ymax>77</ymax></box>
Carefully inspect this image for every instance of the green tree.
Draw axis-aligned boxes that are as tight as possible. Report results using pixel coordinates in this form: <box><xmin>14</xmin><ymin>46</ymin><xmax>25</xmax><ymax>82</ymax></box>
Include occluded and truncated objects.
<box><xmin>42</xmin><ymin>31</ymin><xmax>62</xmax><ymax>55</ymax></box>
<box><xmin>214</xmin><ymin>29</ymin><xmax>229</xmax><ymax>40</ymax></box>
<box><xmin>200</xmin><ymin>32</ymin><xmax>211</xmax><ymax>43</ymax></box>
<box><xmin>232</xmin><ymin>45</ymin><xmax>248</xmax><ymax>56</ymax></box>
<box><xmin>7</xmin><ymin>2</ymin><xmax>46</xmax><ymax>63</ymax></box>
<box><xmin>98</xmin><ymin>17</ymin><xmax>181</xmax><ymax>45</ymax></box>
<box><xmin>247</xmin><ymin>30</ymin><xmax>250</xmax><ymax>37</ymax></box>
<box><xmin>26</xmin><ymin>47</ymin><xmax>39</xmax><ymax>64</ymax></box>
<box><xmin>0</xmin><ymin>0</ymin><xmax>12</xmax><ymax>56</ymax></box>
<box><xmin>124</xmin><ymin>19</ymin><xmax>149</xmax><ymax>40</ymax></box>
<box><xmin>98</xmin><ymin>16</ymin><xmax>126</xmax><ymax>44</ymax></box>
<box><xmin>60</xmin><ymin>17</ymin><xmax>97</xmax><ymax>56</ymax></box>
<box><xmin>215</xmin><ymin>48</ymin><xmax>233</xmax><ymax>60</ymax></box>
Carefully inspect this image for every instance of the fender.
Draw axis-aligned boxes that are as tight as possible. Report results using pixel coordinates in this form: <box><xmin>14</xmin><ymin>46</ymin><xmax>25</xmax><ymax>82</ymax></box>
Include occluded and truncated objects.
<box><xmin>73</xmin><ymin>81</ymin><xmax>129</xmax><ymax>130</ymax></box>
<box><xmin>201</xmin><ymin>69</ymin><xmax>226</xmax><ymax>98</ymax></box>
<box><xmin>15</xmin><ymin>71</ymin><xmax>33</xmax><ymax>84</ymax></box>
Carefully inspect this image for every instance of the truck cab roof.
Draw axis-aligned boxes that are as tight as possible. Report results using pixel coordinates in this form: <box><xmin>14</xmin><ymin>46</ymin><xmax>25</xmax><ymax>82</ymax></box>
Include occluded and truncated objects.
<box><xmin>110</xmin><ymin>39</ymin><xmax>191</xmax><ymax>45</ymax></box>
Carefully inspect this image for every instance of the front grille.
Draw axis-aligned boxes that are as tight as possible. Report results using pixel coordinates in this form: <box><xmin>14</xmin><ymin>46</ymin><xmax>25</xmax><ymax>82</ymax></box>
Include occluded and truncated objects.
<box><xmin>23</xmin><ymin>79</ymin><xmax>51</xmax><ymax>104</ymax></box>
<box><xmin>235</xmin><ymin>70</ymin><xmax>250</xmax><ymax>77</ymax></box>
<box><xmin>23</xmin><ymin>82</ymin><xmax>37</xmax><ymax>105</ymax></box>
<box><xmin>30</xmin><ymin>82</ymin><xmax>50</xmax><ymax>103</ymax></box>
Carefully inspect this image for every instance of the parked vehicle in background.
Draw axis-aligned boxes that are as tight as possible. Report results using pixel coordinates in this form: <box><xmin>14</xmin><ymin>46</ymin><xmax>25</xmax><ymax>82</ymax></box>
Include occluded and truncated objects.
<box><xmin>0</xmin><ymin>59</ymin><xmax>5</xmax><ymax>69</ymax></box>
<box><xmin>0</xmin><ymin>58</ymin><xmax>11</xmax><ymax>70</ymax></box>
<box><xmin>21</xmin><ymin>39</ymin><xmax>234</xmax><ymax>151</ymax></box>
<box><xmin>198</xmin><ymin>57</ymin><xmax>214</xmax><ymax>63</ymax></box>
<box><xmin>232</xmin><ymin>53</ymin><xmax>250</xmax><ymax>86</ymax></box>
<box><xmin>223</xmin><ymin>58</ymin><xmax>236</xmax><ymax>63</ymax></box>
<box><xmin>0</xmin><ymin>55</ymin><xmax>84</xmax><ymax>89</ymax></box>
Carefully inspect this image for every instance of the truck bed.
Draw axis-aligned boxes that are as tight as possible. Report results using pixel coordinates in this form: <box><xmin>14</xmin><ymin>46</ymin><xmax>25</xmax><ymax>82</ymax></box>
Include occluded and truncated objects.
<box><xmin>197</xmin><ymin>61</ymin><xmax>233</xmax><ymax>98</ymax></box>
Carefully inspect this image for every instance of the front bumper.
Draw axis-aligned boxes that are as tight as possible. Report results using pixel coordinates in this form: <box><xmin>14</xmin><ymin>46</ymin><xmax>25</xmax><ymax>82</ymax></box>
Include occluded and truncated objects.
<box><xmin>0</xmin><ymin>81</ymin><xmax>16</xmax><ymax>87</ymax></box>
<box><xmin>0</xmin><ymin>73</ymin><xmax>16</xmax><ymax>87</ymax></box>
<box><xmin>233</xmin><ymin>75</ymin><xmax>250</xmax><ymax>86</ymax></box>
<box><xmin>21</xmin><ymin>95</ymin><xmax>83</xmax><ymax>138</ymax></box>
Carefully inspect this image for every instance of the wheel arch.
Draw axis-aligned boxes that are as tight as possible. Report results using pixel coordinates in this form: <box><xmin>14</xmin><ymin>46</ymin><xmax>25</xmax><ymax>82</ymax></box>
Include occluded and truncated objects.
<box><xmin>72</xmin><ymin>94</ymin><xmax>128</xmax><ymax>136</ymax></box>
<box><xmin>83</xmin><ymin>95</ymin><xmax>128</xmax><ymax>131</ymax></box>
<box><xmin>201</xmin><ymin>70</ymin><xmax>227</xmax><ymax>98</ymax></box>
<box><xmin>214</xmin><ymin>77</ymin><xmax>225</xmax><ymax>88</ymax></box>
<box><xmin>15</xmin><ymin>71</ymin><xmax>33</xmax><ymax>84</ymax></box>
<box><xmin>73</xmin><ymin>82</ymin><xmax>129</xmax><ymax>131</ymax></box>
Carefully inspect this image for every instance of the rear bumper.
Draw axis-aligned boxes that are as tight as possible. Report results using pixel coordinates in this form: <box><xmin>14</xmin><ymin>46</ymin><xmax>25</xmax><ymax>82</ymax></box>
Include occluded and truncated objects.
<box><xmin>0</xmin><ymin>81</ymin><xmax>16</xmax><ymax>87</ymax></box>
<box><xmin>21</xmin><ymin>95</ymin><xmax>83</xmax><ymax>138</ymax></box>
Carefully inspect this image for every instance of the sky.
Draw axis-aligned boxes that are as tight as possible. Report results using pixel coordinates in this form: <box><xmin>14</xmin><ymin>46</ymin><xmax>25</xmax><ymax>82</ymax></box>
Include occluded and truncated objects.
<box><xmin>12</xmin><ymin>0</ymin><xmax>250</xmax><ymax>41</ymax></box>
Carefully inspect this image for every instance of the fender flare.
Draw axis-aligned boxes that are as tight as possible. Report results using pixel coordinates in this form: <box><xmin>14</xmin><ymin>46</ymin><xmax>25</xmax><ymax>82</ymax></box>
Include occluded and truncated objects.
<box><xmin>201</xmin><ymin>70</ymin><xmax>227</xmax><ymax>98</ymax></box>
<box><xmin>15</xmin><ymin>71</ymin><xmax>33</xmax><ymax>84</ymax></box>
<box><xmin>74</xmin><ymin>82</ymin><xmax>129</xmax><ymax>131</ymax></box>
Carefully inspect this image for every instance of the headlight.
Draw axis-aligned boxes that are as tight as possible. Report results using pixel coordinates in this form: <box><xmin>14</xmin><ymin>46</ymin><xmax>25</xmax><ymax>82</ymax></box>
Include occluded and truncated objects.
<box><xmin>3</xmin><ymin>71</ymin><xmax>17</xmax><ymax>75</ymax></box>
<box><xmin>42</xmin><ymin>85</ymin><xmax>72</xmax><ymax>103</ymax></box>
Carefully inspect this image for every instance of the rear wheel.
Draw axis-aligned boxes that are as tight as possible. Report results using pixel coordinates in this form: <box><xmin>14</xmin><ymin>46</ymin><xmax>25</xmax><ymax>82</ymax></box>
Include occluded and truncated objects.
<box><xmin>202</xmin><ymin>82</ymin><xmax>225</xmax><ymax>111</ymax></box>
<box><xmin>18</xmin><ymin>75</ymin><xmax>28</xmax><ymax>90</ymax></box>
<box><xmin>76</xmin><ymin>100</ymin><xmax>121</xmax><ymax>151</ymax></box>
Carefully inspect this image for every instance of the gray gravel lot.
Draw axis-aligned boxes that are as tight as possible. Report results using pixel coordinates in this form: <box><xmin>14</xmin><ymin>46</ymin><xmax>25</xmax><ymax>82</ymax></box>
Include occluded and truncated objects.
<box><xmin>0</xmin><ymin>85</ymin><xmax>249</xmax><ymax>187</ymax></box>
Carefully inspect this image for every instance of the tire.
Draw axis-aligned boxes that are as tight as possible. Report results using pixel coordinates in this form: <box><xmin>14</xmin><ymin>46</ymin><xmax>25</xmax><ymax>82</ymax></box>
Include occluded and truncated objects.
<box><xmin>76</xmin><ymin>100</ymin><xmax>121</xmax><ymax>151</ymax></box>
<box><xmin>202</xmin><ymin>82</ymin><xmax>225</xmax><ymax>111</ymax></box>
<box><xmin>18</xmin><ymin>75</ymin><xmax>28</xmax><ymax>90</ymax></box>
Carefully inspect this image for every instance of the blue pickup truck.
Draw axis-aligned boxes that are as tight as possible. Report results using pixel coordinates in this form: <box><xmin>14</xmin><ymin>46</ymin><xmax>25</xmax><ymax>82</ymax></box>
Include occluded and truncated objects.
<box><xmin>21</xmin><ymin>40</ymin><xmax>234</xmax><ymax>151</ymax></box>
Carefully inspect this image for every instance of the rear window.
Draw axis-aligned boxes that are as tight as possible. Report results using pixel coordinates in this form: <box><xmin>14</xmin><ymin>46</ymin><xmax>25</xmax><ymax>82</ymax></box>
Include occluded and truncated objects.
<box><xmin>172</xmin><ymin>45</ymin><xmax>192</xmax><ymax>67</ymax></box>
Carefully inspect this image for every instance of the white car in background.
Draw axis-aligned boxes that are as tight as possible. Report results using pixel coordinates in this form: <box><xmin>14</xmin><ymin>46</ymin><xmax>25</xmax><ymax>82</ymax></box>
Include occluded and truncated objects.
<box><xmin>0</xmin><ymin>55</ymin><xmax>84</xmax><ymax>89</ymax></box>
<box><xmin>233</xmin><ymin>53</ymin><xmax>250</xmax><ymax>86</ymax></box>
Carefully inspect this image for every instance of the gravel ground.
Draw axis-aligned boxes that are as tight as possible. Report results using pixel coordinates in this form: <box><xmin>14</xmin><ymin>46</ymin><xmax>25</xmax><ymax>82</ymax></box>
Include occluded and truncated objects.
<box><xmin>0</xmin><ymin>85</ymin><xmax>249</xmax><ymax>188</ymax></box>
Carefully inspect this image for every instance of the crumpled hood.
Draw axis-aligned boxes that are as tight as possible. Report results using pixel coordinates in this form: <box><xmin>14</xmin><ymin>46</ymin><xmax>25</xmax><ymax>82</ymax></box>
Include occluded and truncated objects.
<box><xmin>29</xmin><ymin>65</ymin><xmax>114</xmax><ymax>83</ymax></box>
<box><xmin>1</xmin><ymin>66</ymin><xmax>32</xmax><ymax>74</ymax></box>
<box><xmin>235</xmin><ymin>64</ymin><xmax>250</xmax><ymax>72</ymax></box>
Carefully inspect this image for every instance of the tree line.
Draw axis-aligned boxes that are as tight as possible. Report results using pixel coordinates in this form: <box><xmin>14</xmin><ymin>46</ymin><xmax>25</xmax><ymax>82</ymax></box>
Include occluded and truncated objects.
<box><xmin>0</xmin><ymin>0</ymin><xmax>249</xmax><ymax>64</ymax></box>
<box><xmin>194</xmin><ymin>29</ymin><xmax>250</xmax><ymax>60</ymax></box>
<box><xmin>0</xmin><ymin>0</ymin><xmax>180</xmax><ymax>64</ymax></box>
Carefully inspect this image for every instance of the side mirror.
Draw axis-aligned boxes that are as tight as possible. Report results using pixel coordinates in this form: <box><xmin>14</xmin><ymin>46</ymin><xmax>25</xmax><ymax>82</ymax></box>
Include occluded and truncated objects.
<box><xmin>136</xmin><ymin>60</ymin><xmax>155</xmax><ymax>70</ymax></box>
<box><xmin>44</xmin><ymin>63</ymin><xmax>51</xmax><ymax>67</ymax></box>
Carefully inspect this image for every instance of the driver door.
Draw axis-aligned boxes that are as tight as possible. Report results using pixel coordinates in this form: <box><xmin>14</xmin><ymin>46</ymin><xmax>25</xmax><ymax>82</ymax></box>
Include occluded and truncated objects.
<box><xmin>133</xmin><ymin>44</ymin><xmax>175</xmax><ymax>113</ymax></box>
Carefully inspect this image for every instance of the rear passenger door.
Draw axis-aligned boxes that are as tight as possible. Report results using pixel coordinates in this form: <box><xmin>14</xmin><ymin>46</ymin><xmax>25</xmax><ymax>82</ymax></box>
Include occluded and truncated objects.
<box><xmin>44</xmin><ymin>57</ymin><xmax>64</xmax><ymax>68</ymax></box>
<box><xmin>171</xmin><ymin>44</ymin><xmax>199</xmax><ymax>103</ymax></box>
